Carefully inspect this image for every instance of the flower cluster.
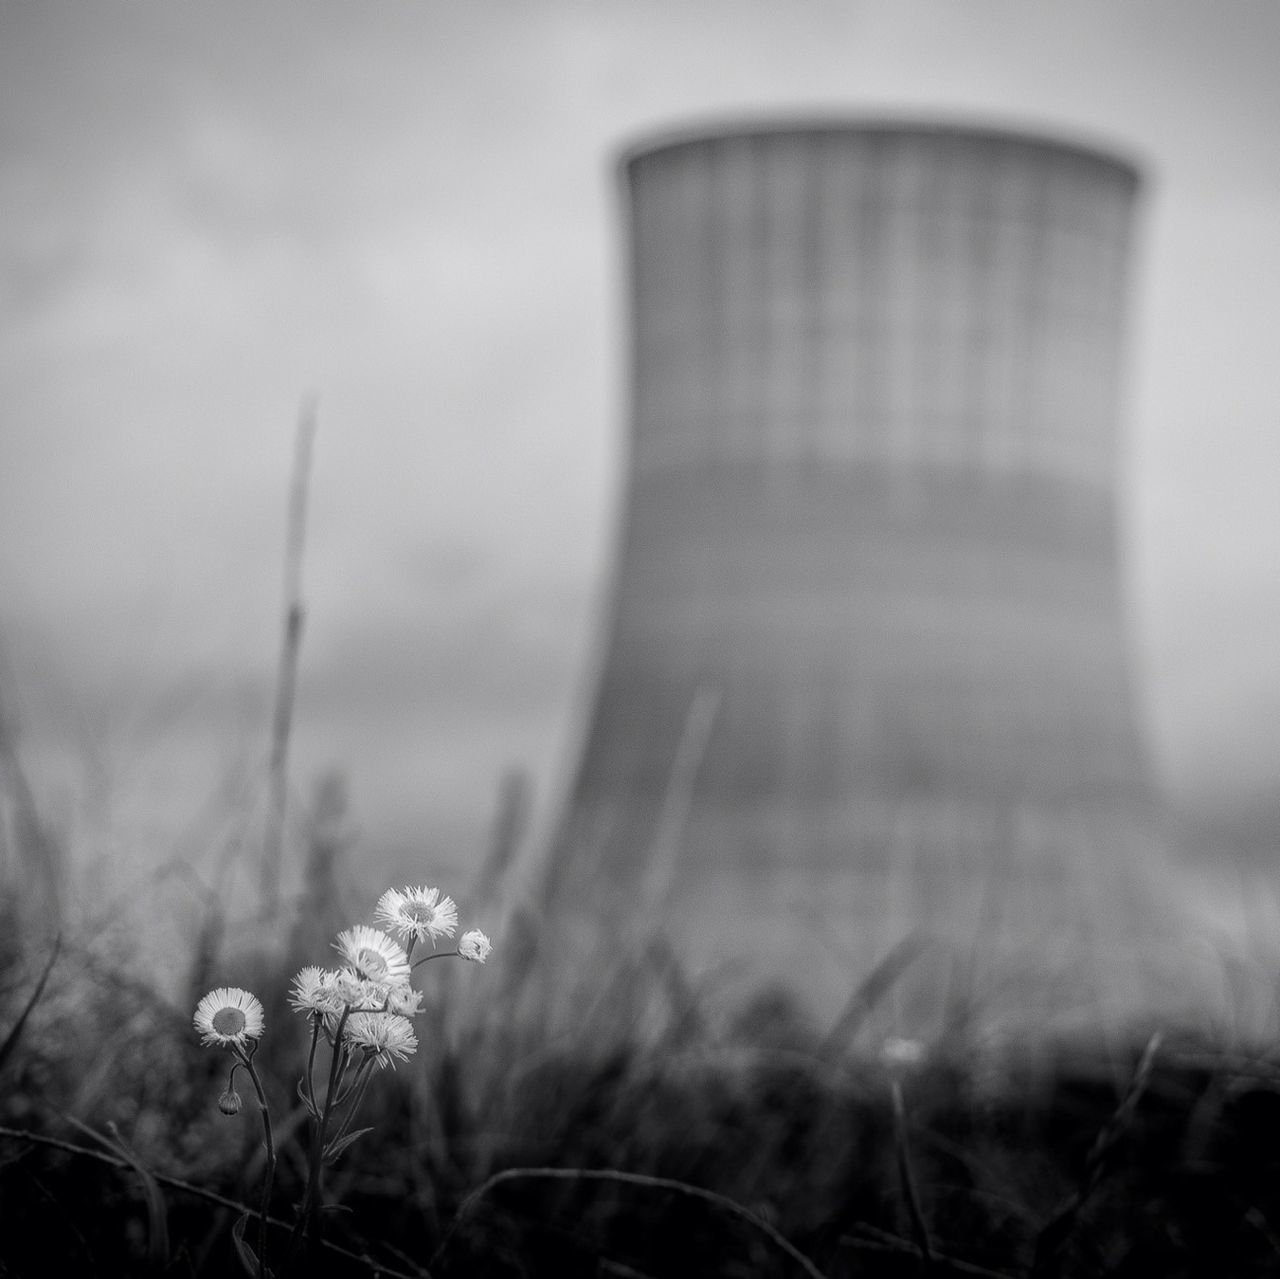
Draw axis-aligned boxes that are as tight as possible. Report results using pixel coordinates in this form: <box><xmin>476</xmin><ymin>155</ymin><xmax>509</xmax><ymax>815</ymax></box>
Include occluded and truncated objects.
<box><xmin>271</xmin><ymin>888</ymin><xmax>490</xmax><ymax>1069</ymax></box>
<box><xmin>193</xmin><ymin>883</ymin><xmax>493</xmax><ymax>1073</ymax></box>
<box><xmin>190</xmin><ymin>882</ymin><xmax>494</xmax><ymax>1275</ymax></box>
<box><xmin>283</xmin><ymin>925</ymin><xmax>419</xmax><ymax>1072</ymax></box>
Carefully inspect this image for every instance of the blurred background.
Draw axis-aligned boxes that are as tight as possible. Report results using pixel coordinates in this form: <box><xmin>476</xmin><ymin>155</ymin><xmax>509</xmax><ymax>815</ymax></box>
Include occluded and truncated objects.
<box><xmin>7</xmin><ymin>6</ymin><xmax>1280</xmax><ymax>1274</ymax></box>
<box><xmin>2</xmin><ymin>0</ymin><xmax>1279</xmax><ymax>986</ymax></box>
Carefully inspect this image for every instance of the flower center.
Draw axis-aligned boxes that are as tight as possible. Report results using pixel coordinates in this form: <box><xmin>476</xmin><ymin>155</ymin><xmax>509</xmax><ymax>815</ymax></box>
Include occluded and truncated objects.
<box><xmin>356</xmin><ymin>948</ymin><xmax>388</xmax><ymax>979</ymax></box>
<box><xmin>403</xmin><ymin>902</ymin><xmax>437</xmax><ymax>925</ymax></box>
<box><xmin>212</xmin><ymin>1006</ymin><xmax>246</xmax><ymax>1036</ymax></box>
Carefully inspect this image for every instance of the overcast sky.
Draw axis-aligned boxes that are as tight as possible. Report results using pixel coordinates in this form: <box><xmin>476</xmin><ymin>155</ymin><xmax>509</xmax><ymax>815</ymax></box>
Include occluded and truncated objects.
<box><xmin>2</xmin><ymin>0</ymin><xmax>1279</xmax><ymax>904</ymax></box>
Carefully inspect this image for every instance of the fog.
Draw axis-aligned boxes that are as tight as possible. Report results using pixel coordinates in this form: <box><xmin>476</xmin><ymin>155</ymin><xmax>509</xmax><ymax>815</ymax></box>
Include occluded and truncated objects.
<box><xmin>2</xmin><ymin>1</ymin><xmax>1278</xmax><ymax>916</ymax></box>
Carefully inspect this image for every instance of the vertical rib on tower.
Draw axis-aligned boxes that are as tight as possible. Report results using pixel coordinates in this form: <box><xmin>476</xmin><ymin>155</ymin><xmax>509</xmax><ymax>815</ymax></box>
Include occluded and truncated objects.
<box><xmin>546</xmin><ymin>121</ymin><xmax>1186</xmax><ymax>1032</ymax></box>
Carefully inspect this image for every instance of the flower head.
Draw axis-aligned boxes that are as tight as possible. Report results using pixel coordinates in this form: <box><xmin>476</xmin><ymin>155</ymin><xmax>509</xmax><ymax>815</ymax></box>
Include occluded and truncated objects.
<box><xmin>375</xmin><ymin>885</ymin><xmax>459</xmax><ymax>947</ymax></box>
<box><xmin>194</xmin><ymin>987</ymin><xmax>265</xmax><ymax>1050</ymax></box>
<box><xmin>289</xmin><ymin>966</ymin><xmax>344</xmax><ymax>1017</ymax></box>
<box><xmin>332</xmin><ymin>925</ymin><xmax>411</xmax><ymax>987</ymax></box>
<box><xmin>332</xmin><ymin>967</ymin><xmax>383</xmax><ymax>1010</ymax></box>
<box><xmin>458</xmin><ymin>929</ymin><xmax>492</xmax><ymax>964</ymax></box>
<box><xmin>344</xmin><ymin>1011</ymin><xmax>419</xmax><ymax>1069</ymax></box>
<box><xmin>386</xmin><ymin>983</ymin><xmax>424</xmax><ymax>1017</ymax></box>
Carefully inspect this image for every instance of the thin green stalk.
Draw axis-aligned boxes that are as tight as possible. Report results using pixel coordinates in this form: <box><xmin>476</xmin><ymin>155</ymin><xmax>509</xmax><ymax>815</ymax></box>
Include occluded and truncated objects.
<box><xmin>333</xmin><ymin>1053</ymin><xmax>373</xmax><ymax>1109</ymax></box>
<box><xmin>327</xmin><ymin>1058</ymin><xmax>376</xmax><ymax>1150</ymax></box>
<box><xmin>304</xmin><ymin>1016</ymin><xmax>321</xmax><ymax>1111</ymax></box>
<box><xmin>0</xmin><ymin>933</ymin><xmax>59</xmax><ymax>1075</ymax></box>
<box><xmin>237</xmin><ymin>1047</ymin><xmax>276</xmax><ymax>1279</ymax></box>
<box><xmin>433</xmin><ymin>1166</ymin><xmax>828</xmax><ymax>1279</ymax></box>
<box><xmin>322</xmin><ymin>1039</ymin><xmax>356</xmax><ymax>1123</ymax></box>
<box><xmin>262</xmin><ymin>395</ymin><xmax>317</xmax><ymax>917</ymax></box>
<box><xmin>890</xmin><ymin>1077</ymin><xmax>933</xmax><ymax>1269</ymax></box>
<box><xmin>1031</xmin><ymin>1032</ymin><xmax>1162</xmax><ymax>1278</ymax></box>
<box><xmin>288</xmin><ymin>1006</ymin><xmax>350</xmax><ymax>1266</ymax></box>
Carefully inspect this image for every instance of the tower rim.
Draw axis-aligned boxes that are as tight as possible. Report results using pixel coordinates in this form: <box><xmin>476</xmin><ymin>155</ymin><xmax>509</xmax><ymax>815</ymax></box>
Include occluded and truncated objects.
<box><xmin>616</xmin><ymin>113</ymin><xmax>1144</xmax><ymax>189</ymax></box>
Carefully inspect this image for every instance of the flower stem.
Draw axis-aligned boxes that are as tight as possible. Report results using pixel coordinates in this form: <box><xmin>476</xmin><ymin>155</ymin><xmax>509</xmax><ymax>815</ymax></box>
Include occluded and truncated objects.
<box><xmin>288</xmin><ymin>1005</ymin><xmax>350</xmax><ymax>1267</ymax></box>
<box><xmin>327</xmin><ymin>1058</ymin><xmax>375</xmax><ymax>1150</ymax></box>
<box><xmin>304</xmin><ymin>1016</ymin><xmax>320</xmax><ymax>1111</ymax></box>
<box><xmin>236</xmin><ymin>1048</ymin><xmax>276</xmax><ymax>1279</ymax></box>
<box><xmin>333</xmin><ymin>1053</ymin><xmax>372</xmax><ymax>1109</ymax></box>
<box><xmin>331</xmin><ymin>1038</ymin><xmax>353</xmax><ymax>1100</ymax></box>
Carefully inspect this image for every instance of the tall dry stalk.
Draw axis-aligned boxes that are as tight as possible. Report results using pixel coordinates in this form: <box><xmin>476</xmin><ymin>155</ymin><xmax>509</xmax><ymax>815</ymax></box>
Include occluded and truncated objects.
<box><xmin>0</xmin><ymin>656</ymin><xmax>63</xmax><ymax>936</ymax></box>
<box><xmin>640</xmin><ymin>683</ymin><xmax>721</xmax><ymax>917</ymax></box>
<box><xmin>261</xmin><ymin>396</ymin><xmax>318</xmax><ymax>917</ymax></box>
<box><xmin>1031</xmin><ymin>1031</ymin><xmax>1163</xmax><ymax>1277</ymax></box>
<box><xmin>288</xmin><ymin>769</ymin><xmax>350</xmax><ymax>961</ymax></box>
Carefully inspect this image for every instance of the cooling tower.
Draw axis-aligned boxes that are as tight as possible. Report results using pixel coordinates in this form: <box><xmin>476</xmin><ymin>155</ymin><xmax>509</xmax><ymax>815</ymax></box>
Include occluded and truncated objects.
<box><xmin>545</xmin><ymin>121</ymin><xmax>1194</xmax><ymax>1033</ymax></box>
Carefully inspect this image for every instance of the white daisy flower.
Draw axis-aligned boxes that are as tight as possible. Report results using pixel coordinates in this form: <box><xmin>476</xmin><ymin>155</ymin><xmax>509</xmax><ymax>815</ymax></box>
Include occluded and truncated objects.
<box><xmin>386</xmin><ymin>983</ymin><xmax>424</xmax><ymax>1017</ymax></box>
<box><xmin>343</xmin><ymin>1011</ymin><xmax>419</xmax><ymax>1068</ymax></box>
<box><xmin>333</xmin><ymin>967</ymin><xmax>382</xmax><ymax>1010</ymax></box>
<box><xmin>332</xmin><ymin>925</ymin><xmax>411</xmax><ymax>987</ymax></box>
<box><xmin>289</xmin><ymin>966</ymin><xmax>343</xmax><ymax>1017</ymax></box>
<box><xmin>193</xmin><ymin>987</ymin><xmax>265</xmax><ymax>1049</ymax></box>
<box><xmin>457</xmin><ymin>929</ymin><xmax>492</xmax><ymax>964</ymax></box>
<box><xmin>375</xmin><ymin>885</ymin><xmax>459</xmax><ymax>946</ymax></box>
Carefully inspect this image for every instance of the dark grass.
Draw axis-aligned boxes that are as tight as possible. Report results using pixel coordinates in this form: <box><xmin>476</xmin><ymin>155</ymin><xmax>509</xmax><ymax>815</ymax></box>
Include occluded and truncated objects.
<box><xmin>6</xmin><ymin>892</ymin><xmax>1280</xmax><ymax>1279</ymax></box>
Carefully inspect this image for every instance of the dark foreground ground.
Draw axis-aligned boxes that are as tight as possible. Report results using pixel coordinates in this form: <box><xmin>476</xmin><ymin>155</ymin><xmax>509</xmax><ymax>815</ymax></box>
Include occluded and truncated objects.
<box><xmin>5</xmin><ymin>919</ymin><xmax>1280</xmax><ymax>1279</ymax></box>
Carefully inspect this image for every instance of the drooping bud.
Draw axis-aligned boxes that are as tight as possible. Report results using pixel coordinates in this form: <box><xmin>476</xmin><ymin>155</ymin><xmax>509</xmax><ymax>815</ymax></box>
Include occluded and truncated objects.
<box><xmin>458</xmin><ymin>929</ymin><xmax>492</xmax><ymax>963</ymax></box>
<box><xmin>218</xmin><ymin>1087</ymin><xmax>243</xmax><ymax>1116</ymax></box>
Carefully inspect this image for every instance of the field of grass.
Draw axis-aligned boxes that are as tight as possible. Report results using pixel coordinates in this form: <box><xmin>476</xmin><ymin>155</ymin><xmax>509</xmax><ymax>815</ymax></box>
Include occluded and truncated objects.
<box><xmin>5</xmin><ymin>863</ymin><xmax>1280</xmax><ymax>1279</ymax></box>
<box><xmin>4</xmin><ymin>430</ymin><xmax>1278</xmax><ymax>1277</ymax></box>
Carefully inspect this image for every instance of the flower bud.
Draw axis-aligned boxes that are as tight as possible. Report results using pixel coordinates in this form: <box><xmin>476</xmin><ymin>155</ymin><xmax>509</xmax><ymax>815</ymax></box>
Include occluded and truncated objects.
<box><xmin>387</xmin><ymin>983</ymin><xmax>424</xmax><ymax>1017</ymax></box>
<box><xmin>218</xmin><ymin>1087</ymin><xmax>243</xmax><ymax>1116</ymax></box>
<box><xmin>458</xmin><ymin>929</ymin><xmax>492</xmax><ymax>964</ymax></box>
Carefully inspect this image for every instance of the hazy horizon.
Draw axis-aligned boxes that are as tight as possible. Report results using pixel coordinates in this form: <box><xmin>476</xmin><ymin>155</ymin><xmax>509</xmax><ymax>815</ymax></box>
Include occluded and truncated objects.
<box><xmin>2</xmin><ymin>1</ymin><xmax>1278</xmax><ymax>916</ymax></box>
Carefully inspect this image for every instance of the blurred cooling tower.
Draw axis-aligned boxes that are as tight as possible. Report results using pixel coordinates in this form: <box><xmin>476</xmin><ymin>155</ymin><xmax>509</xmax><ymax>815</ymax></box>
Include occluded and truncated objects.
<box><xmin>544</xmin><ymin>120</ymin><xmax>1198</xmax><ymax>1034</ymax></box>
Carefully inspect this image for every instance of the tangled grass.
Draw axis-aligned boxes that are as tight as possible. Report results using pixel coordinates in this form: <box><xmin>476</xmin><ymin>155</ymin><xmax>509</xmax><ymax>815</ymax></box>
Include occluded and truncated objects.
<box><xmin>5</xmin><ymin>878</ymin><xmax>1280</xmax><ymax>1279</ymax></box>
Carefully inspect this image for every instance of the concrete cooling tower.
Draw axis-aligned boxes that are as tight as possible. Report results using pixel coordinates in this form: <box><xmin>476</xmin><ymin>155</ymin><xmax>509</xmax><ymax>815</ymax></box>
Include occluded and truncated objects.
<box><xmin>543</xmin><ymin>120</ymin><xmax>1199</xmax><ymax>1035</ymax></box>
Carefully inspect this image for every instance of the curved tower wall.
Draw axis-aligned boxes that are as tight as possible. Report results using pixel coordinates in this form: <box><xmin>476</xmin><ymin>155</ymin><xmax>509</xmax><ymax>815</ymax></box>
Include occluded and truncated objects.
<box><xmin>548</xmin><ymin>123</ymin><xmax>1185</xmax><ymax>1030</ymax></box>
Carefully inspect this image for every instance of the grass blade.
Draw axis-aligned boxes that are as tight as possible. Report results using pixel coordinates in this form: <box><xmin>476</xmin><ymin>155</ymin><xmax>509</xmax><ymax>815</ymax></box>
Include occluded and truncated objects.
<box><xmin>433</xmin><ymin>1166</ymin><xmax>829</xmax><ymax>1279</ymax></box>
<box><xmin>59</xmin><ymin>1112</ymin><xmax>170</xmax><ymax>1273</ymax></box>
<box><xmin>232</xmin><ymin>1210</ymin><xmax>262</xmax><ymax>1277</ymax></box>
<box><xmin>0</xmin><ymin>934</ymin><xmax>60</xmax><ymax>1076</ymax></box>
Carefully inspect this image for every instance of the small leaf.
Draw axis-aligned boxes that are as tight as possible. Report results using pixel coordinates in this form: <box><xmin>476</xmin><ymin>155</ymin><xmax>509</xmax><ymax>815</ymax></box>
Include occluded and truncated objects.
<box><xmin>231</xmin><ymin>1211</ymin><xmax>259</xmax><ymax>1277</ymax></box>
<box><xmin>323</xmin><ymin>1126</ymin><xmax>374</xmax><ymax>1163</ymax></box>
<box><xmin>295</xmin><ymin>1077</ymin><xmax>319</xmax><ymax>1118</ymax></box>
